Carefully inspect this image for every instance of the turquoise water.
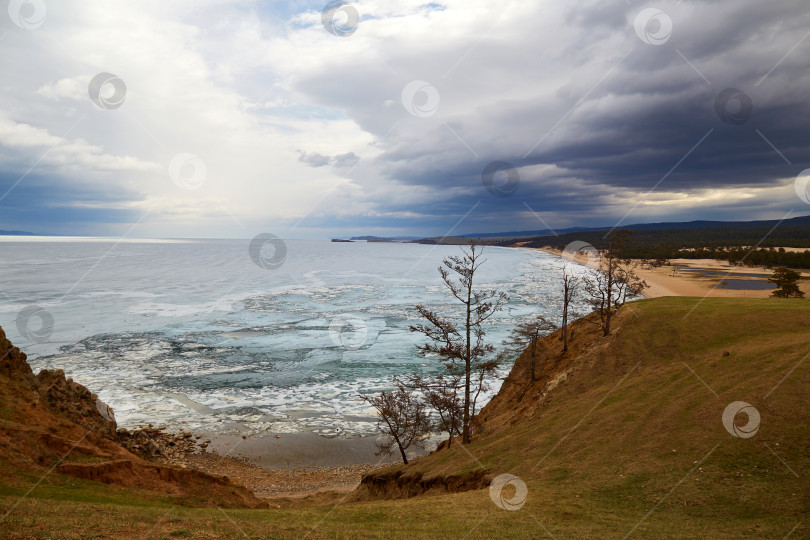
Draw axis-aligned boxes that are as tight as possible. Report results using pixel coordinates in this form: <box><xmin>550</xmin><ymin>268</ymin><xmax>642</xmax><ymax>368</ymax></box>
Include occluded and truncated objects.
<box><xmin>0</xmin><ymin>238</ymin><xmax>592</xmax><ymax>437</ymax></box>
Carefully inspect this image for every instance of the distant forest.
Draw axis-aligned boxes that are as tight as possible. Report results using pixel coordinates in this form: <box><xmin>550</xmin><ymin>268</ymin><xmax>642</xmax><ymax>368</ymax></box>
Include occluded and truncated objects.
<box><xmin>502</xmin><ymin>222</ymin><xmax>810</xmax><ymax>269</ymax></box>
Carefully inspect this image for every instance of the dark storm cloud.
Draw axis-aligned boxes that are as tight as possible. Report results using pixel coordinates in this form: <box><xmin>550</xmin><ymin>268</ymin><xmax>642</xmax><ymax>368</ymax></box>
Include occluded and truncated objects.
<box><xmin>298</xmin><ymin>150</ymin><xmax>361</xmax><ymax>169</ymax></box>
<box><xmin>0</xmin><ymin>172</ymin><xmax>143</xmax><ymax>234</ymax></box>
<box><xmin>292</xmin><ymin>0</ymin><xmax>810</xmax><ymax>230</ymax></box>
<box><xmin>297</xmin><ymin>151</ymin><xmax>332</xmax><ymax>167</ymax></box>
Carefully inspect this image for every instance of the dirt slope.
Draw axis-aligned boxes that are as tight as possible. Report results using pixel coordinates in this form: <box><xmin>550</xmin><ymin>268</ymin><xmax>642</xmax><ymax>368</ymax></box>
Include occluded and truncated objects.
<box><xmin>0</xmin><ymin>326</ymin><xmax>267</xmax><ymax>509</ymax></box>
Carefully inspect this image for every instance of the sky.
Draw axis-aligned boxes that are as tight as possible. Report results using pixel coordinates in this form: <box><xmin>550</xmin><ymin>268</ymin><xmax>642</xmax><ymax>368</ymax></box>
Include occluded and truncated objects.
<box><xmin>0</xmin><ymin>0</ymin><xmax>809</xmax><ymax>239</ymax></box>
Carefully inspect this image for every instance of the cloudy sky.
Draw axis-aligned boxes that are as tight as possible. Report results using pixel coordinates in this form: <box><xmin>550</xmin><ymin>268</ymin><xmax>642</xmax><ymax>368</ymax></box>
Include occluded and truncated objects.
<box><xmin>1</xmin><ymin>0</ymin><xmax>809</xmax><ymax>239</ymax></box>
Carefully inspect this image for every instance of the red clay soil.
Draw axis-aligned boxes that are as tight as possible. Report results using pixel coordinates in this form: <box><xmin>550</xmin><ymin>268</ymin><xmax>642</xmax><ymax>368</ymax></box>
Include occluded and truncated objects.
<box><xmin>476</xmin><ymin>310</ymin><xmax>613</xmax><ymax>432</ymax></box>
<box><xmin>0</xmin><ymin>325</ymin><xmax>267</xmax><ymax>509</ymax></box>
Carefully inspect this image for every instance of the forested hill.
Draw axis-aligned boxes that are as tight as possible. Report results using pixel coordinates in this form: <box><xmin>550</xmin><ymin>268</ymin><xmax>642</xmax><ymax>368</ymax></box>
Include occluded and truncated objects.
<box><xmin>506</xmin><ymin>215</ymin><xmax>810</xmax><ymax>267</ymax></box>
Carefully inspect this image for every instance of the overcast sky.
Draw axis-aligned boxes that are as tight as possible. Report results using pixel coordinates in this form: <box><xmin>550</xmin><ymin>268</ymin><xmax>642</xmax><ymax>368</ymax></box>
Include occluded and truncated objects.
<box><xmin>1</xmin><ymin>0</ymin><xmax>809</xmax><ymax>239</ymax></box>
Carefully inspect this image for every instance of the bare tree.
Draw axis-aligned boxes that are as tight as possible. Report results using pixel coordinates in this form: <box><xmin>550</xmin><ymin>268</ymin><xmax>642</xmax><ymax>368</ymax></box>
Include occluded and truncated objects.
<box><xmin>561</xmin><ymin>263</ymin><xmax>580</xmax><ymax>352</ymax></box>
<box><xmin>469</xmin><ymin>358</ymin><xmax>499</xmax><ymax>432</ymax></box>
<box><xmin>410</xmin><ymin>243</ymin><xmax>508</xmax><ymax>444</ymax></box>
<box><xmin>501</xmin><ymin>316</ymin><xmax>557</xmax><ymax>382</ymax></box>
<box><xmin>583</xmin><ymin>230</ymin><xmax>647</xmax><ymax>336</ymax></box>
<box><xmin>406</xmin><ymin>373</ymin><xmax>463</xmax><ymax>447</ymax></box>
<box><xmin>360</xmin><ymin>382</ymin><xmax>431</xmax><ymax>464</ymax></box>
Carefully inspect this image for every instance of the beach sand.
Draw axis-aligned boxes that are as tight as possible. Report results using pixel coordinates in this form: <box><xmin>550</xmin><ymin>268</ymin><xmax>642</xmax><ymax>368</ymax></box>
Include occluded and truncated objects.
<box><xmin>155</xmin><ymin>431</ymin><xmax>420</xmax><ymax>499</ymax></box>
<box><xmin>635</xmin><ymin>258</ymin><xmax>807</xmax><ymax>298</ymax></box>
<box><xmin>534</xmin><ymin>247</ymin><xmax>808</xmax><ymax>298</ymax></box>
<box><xmin>205</xmin><ymin>432</ymin><xmax>400</xmax><ymax>470</ymax></box>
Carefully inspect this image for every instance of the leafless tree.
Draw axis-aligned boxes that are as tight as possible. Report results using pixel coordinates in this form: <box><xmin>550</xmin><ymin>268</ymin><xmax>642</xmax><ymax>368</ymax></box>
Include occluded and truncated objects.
<box><xmin>561</xmin><ymin>263</ymin><xmax>580</xmax><ymax>352</ymax></box>
<box><xmin>640</xmin><ymin>258</ymin><xmax>667</xmax><ymax>270</ymax></box>
<box><xmin>360</xmin><ymin>382</ymin><xmax>431</xmax><ymax>464</ymax></box>
<box><xmin>410</xmin><ymin>243</ymin><xmax>508</xmax><ymax>444</ymax></box>
<box><xmin>406</xmin><ymin>373</ymin><xmax>463</xmax><ymax>447</ymax></box>
<box><xmin>501</xmin><ymin>316</ymin><xmax>557</xmax><ymax>382</ymax></box>
<box><xmin>469</xmin><ymin>358</ymin><xmax>499</xmax><ymax>429</ymax></box>
<box><xmin>583</xmin><ymin>230</ymin><xmax>647</xmax><ymax>336</ymax></box>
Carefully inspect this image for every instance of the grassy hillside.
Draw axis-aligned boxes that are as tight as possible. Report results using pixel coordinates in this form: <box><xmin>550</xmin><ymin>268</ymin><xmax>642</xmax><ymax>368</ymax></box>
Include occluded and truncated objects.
<box><xmin>2</xmin><ymin>297</ymin><xmax>809</xmax><ymax>538</ymax></box>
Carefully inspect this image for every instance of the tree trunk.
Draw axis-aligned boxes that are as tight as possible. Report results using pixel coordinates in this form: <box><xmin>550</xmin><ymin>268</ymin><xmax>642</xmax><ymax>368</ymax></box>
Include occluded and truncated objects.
<box><xmin>562</xmin><ymin>298</ymin><xmax>569</xmax><ymax>352</ymax></box>
<box><xmin>463</xmin><ymin>280</ymin><xmax>472</xmax><ymax>444</ymax></box>
<box><xmin>603</xmin><ymin>257</ymin><xmax>614</xmax><ymax>336</ymax></box>
<box><xmin>394</xmin><ymin>435</ymin><xmax>408</xmax><ymax>464</ymax></box>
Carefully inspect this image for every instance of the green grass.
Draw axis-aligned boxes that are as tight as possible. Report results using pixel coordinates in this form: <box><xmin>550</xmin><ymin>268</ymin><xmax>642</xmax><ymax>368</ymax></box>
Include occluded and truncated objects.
<box><xmin>1</xmin><ymin>297</ymin><xmax>808</xmax><ymax>539</ymax></box>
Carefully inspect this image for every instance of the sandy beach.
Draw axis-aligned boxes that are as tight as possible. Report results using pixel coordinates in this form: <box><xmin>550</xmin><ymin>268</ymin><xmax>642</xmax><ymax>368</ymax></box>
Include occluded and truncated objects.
<box><xmin>127</xmin><ymin>428</ymin><xmax>418</xmax><ymax>499</ymax></box>
<box><xmin>534</xmin><ymin>247</ymin><xmax>809</xmax><ymax>298</ymax></box>
<box><xmin>635</xmin><ymin>258</ymin><xmax>809</xmax><ymax>298</ymax></box>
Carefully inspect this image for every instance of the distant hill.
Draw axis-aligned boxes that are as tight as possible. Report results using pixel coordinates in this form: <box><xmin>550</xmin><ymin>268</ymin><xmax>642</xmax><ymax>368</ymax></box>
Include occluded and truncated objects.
<box><xmin>457</xmin><ymin>214</ymin><xmax>810</xmax><ymax>239</ymax></box>
<box><xmin>349</xmin><ymin>235</ymin><xmax>422</xmax><ymax>242</ymax></box>
<box><xmin>509</xmin><ymin>214</ymin><xmax>810</xmax><ymax>265</ymax></box>
<box><xmin>0</xmin><ymin>229</ymin><xmax>37</xmax><ymax>236</ymax></box>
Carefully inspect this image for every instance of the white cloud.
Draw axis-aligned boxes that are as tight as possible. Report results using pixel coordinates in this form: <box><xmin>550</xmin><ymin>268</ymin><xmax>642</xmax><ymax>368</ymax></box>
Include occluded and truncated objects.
<box><xmin>0</xmin><ymin>115</ymin><xmax>161</xmax><ymax>174</ymax></box>
<box><xmin>36</xmin><ymin>76</ymin><xmax>88</xmax><ymax>102</ymax></box>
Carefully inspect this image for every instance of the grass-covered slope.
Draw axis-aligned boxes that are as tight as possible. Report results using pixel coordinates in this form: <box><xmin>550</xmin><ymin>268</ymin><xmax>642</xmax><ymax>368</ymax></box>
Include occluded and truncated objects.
<box><xmin>2</xmin><ymin>297</ymin><xmax>809</xmax><ymax>538</ymax></box>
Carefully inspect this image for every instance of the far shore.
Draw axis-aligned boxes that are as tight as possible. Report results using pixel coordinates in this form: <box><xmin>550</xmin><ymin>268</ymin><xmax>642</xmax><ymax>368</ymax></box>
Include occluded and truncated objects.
<box><xmin>532</xmin><ymin>246</ymin><xmax>809</xmax><ymax>298</ymax></box>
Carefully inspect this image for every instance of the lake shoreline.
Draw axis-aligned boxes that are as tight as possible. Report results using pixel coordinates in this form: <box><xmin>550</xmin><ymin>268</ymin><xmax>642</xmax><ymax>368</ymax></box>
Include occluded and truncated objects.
<box><xmin>529</xmin><ymin>246</ymin><xmax>808</xmax><ymax>298</ymax></box>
